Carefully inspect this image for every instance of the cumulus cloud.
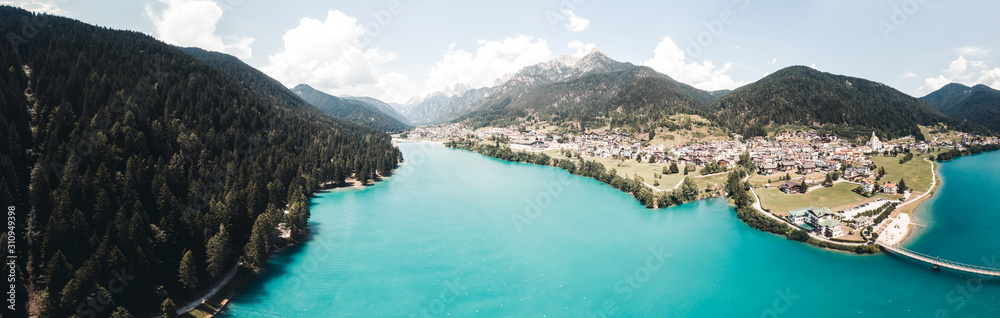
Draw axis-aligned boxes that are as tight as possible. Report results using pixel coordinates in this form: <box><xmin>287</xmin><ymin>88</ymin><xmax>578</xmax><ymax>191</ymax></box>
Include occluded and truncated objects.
<box><xmin>1</xmin><ymin>0</ymin><xmax>68</xmax><ymax>15</ymax></box>
<box><xmin>955</xmin><ymin>46</ymin><xmax>992</xmax><ymax>58</ymax></box>
<box><xmin>568</xmin><ymin>41</ymin><xmax>596</xmax><ymax>58</ymax></box>
<box><xmin>770</xmin><ymin>58</ymin><xmax>777</xmax><ymax>65</ymax></box>
<box><xmin>563</xmin><ymin>9</ymin><xmax>590</xmax><ymax>32</ymax></box>
<box><xmin>642</xmin><ymin>36</ymin><xmax>747</xmax><ymax>91</ymax></box>
<box><xmin>918</xmin><ymin>55</ymin><xmax>1000</xmax><ymax>94</ymax></box>
<box><xmin>423</xmin><ymin>36</ymin><xmax>551</xmax><ymax>94</ymax></box>
<box><xmin>809</xmin><ymin>63</ymin><xmax>818</xmax><ymax>70</ymax></box>
<box><xmin>901</xmin><ymin>72</ymin><xmax>919</xmax><ymax>78</ymax></box>
<box><xmin>146</xmin><ymin>0</ymin><xmax>254</xmax><ymax>59</ymax></box>
<box><xmin>260</xmin><ymin>10</ymin><xmax>415</xmax><ymax>102</ymax></box>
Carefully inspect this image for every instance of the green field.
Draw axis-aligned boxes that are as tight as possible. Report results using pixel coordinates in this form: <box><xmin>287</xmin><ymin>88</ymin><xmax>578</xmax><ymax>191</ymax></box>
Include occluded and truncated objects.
<box><xmin>758</xmin><ymin>182</ymin><xmax>894</xmax><ymax>214</ymax></box>
<box><xmin>871</xmin><ymin>153</ymin><xmax>934</xmax><ymax>192</ymax></box>
<box><xmin>543</xmin><ymin>150</ymin><xmax>727</xmax><ymax>191</ymax></box>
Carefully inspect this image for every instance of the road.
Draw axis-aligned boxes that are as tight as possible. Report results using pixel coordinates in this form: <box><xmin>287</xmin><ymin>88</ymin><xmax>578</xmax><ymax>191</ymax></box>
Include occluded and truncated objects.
<box><xmin>745</xmin><ymin>175</ymin><xmax>868</xmax><ymax>247</ymax></box>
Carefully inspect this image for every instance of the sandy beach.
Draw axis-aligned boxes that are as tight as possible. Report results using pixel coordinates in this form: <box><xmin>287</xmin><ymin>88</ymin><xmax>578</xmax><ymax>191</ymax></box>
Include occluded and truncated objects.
<box><xmin>878</xmin><ymin>213</ymin><xmax>911</xmax><ymax>246</ymax></box>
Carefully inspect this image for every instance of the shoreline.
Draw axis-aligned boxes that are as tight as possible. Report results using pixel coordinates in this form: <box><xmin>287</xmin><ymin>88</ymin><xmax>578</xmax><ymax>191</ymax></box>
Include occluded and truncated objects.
<box><xmin>185</xmin><ymin>174</ymin><xmax>394</xmax><ymax>317</ymax></box>
<box><xmin>889</xmin><ymin>158</ymin><xmax>941</xmax><ymax>247</ymax></box>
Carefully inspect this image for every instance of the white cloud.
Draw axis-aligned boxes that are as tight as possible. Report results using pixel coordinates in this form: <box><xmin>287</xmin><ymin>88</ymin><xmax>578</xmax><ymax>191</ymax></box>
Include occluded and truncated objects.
<box><xmin>809</xmin><ymin>63</ymin><xmax>818</xmax><ymax>70</ymax></box>
<box><xmin>261</xmin><ymin>10</ymin><xmax>414</xmax><ymax>102</ymax></box>
<box><xmin>943</xmin><ymin>56</ymin><xmax>970</xmax><ymax>79</ymax></box>
<box><xmin>770</xmin><ymin>58</ymin><xmax>777</xmax><ymax>65</ymax></box>
<box><xmin>1</xmin><ymin>0</ymin><xmax>68</xmax><ymax>15</ymax></box>
<box><xmin>901</xmin><ymin>72</ymin><xmax>919</xmax><ymax>78</ymax></box>
<box><xmin>955</xmin><ymin>46</ymin><xmax>992</xmax><ymax>58</ymax></box>
<box><xmin>568</xmin><ymin>41</ymin><xmax>596</xmax><ymax>58</ymax></box>
<box><xmin>642</xmin><ymin>36</ymin><xmax>748</xmax><ymax>91</ymax></box>
<box><xmin>423</xmin><ymin>36</ymin><xmax>551</xmax><ymax>94</ymax></box>
<box><xmin>918</xmin><ymin>55</ymin><xmax>1000</xmax><ymax>94</ymax></box>
<box><xmin>563</xmin><ymin>9</ymin><xmax>590</xmax><ymax>32</ymax></box>
<box><xmin>146</xmin><ymin>0</ymin><xmax>254</xmax><ymax>59</ymax></box>
<box><xmin>979</xmin><ymin>68</ymin><xmax>1000</xmax><ymax>88</ymax></box>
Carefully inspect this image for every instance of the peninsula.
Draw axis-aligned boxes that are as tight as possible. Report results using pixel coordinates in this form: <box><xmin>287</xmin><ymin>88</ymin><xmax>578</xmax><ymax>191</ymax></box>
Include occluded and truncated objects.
<box><xmin>408</xmin><ymin>123</ymin><xmax>1000</xmax><ymax>253</ymax></box>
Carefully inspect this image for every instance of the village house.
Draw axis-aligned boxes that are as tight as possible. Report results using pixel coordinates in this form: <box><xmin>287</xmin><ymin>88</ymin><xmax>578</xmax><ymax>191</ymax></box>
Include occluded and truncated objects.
<box><xmin>780</xmin><ymin>181</ymin><xmax>801</xmax><ymax>194</ymax></box>
<box><xmin>861</xmin><ymin>179</ymin><xmax>875</xmax><ymax>193</ymax></box>
<box><xmin>882</xmin><ymin>182</ymin><xmax>897</xmax><ymax>194</ymax></box>
<box><xmin>759</xmin><ymin>162</ymin><xmax>778</xmax><ymax>175</ymax></box>
<box><xmin>799</xmin><ymin>162</ymin><xmax>816</xmax><ymax>174</ymax></box>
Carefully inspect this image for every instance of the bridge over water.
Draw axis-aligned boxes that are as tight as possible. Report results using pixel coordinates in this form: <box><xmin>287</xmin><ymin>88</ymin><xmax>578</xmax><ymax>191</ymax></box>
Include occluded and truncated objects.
<box><xmin>878</xmin><ymin>243</ymin><xmax>1000</xmax><ymax>277</ymax></box>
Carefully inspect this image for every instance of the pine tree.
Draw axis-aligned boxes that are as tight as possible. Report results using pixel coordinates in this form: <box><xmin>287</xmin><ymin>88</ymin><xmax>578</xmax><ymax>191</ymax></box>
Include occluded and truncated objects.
<box><xmin>111</xmin><ymin>307</ymin><xmax>133</xmax><ymax>318</ymax></box>
<box><xmin>681</xmin><ymin>177</ymin><xmax>699</xmax><ymax>202</ymax></box>
<box><xmin>161</xmin><ymin>298</ymin><xmax>177</xmax><ymax>318</ymax></box>
<box><xmin>178</xmin><ymin>250</ymin><xmax>198</xmax><ymax>289</ymax></box>
<box><xmin>669</xmin><ymin>162</ymin><xmax>679</xmax><ymax>174</ymax></box>
<box><xmin>898</xmin><ymin>178</ymin><xmax>908</xmax><ymax>193</ymax></box>
<box><xmin>245</xmin><ymin>206</ymin><xmax>278</xmax><ymax>269</ymax></box>
<box><xmin>206</xmin><ymin>224</ymin><xmax>231</xmax><ymax>280</ymax></box>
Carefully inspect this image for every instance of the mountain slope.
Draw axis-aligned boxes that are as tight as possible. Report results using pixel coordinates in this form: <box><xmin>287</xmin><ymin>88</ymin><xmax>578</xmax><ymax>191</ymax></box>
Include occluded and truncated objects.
<box><xmin>178</xmin><ymin>47</ymin><xmax>328</xmax><ymax>116</ymax></box>
<box><xmin>921</xmin><ymin>83</ymin><xmax>1000</xmax><ymax>132</ymax></box>
<box><xmin>464</xmin><ymin>50</ymin><xmax>636</xmax><ymax>117</ymax></box>
<box><xmin>341</xmin><ymin>95</ymin><xmax>411</xmax><ymax>125</ymax></box>
<box><xmin>459</xmin><ymin>66</ymin><xmax>708</xmax><ymax>132</ymax></box>
<box><xmin>708</xmin><ymin>66</ymin><xmax>990</xmax><ymax>139</ymax></box>
<box><xmin>292</xmin><ymin>84</ymin><xmax>411</xmax><ymax>133</ymax></box>
<box><xmin>0</xmin><ymin>6</ymin><xmax>400</xmax><ymax>316</ymax></box>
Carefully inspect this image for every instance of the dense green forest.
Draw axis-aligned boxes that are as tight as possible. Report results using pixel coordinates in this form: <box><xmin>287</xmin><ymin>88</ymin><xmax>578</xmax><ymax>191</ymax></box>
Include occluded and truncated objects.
<box><xmin>292</xmin><ymin>84</ymin><xmax>411</xmax><ymax>133</ymax></box>
<box><xmin>603</xmin><ymin>75</ymin><xmax>709</xmax><ymax>134</ymax></box>
<box><xmin>0</xmin><ymin>7</ymin><xmax>400</xmax><ymax>317</ymax></box>
<box><xmin>921</xmin><ymin>83</ymin><xmax>1000</xmax><ymax>132</ymax></box>
<box><xmin>708</xmin><ymin>66</ymin><xmax>991</xmax><ymax>140</ymax></box>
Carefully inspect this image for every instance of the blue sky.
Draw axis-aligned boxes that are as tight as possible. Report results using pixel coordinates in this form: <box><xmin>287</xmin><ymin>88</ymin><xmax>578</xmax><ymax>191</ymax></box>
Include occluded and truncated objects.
<box><xmin>7</xmin><ymin>0</ymin><xmax>1000</xmax><ymax>103</ymax></box>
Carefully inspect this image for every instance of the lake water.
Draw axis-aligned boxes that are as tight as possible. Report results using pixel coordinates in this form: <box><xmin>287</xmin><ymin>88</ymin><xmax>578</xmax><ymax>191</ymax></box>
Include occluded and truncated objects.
<box><xmin>220</xmin><ymin>143</ymin><xmax>999</xmax><ymax>317</ymax></box>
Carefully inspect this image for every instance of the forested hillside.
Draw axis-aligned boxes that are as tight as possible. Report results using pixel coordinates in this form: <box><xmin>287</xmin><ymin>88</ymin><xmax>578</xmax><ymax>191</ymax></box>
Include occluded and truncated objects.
<box><xmin>292</xmin><ymin>84</ymin><xmax>411</xmax><ymax>133</ymax></box>
<box><xmin>0</xmin><ymin>6</ymin><xmax>400</xmax><ymax>317</ymax></box>
<box><xmin>709</xmin><ymin>66</ymin><xmax>991</xmax><ymax>139</ymax></box>
<box><xmin>458</xmin><ymin>66</ymin><xmax>709</xmax><ymax>133</ymax></box>
<box><xmin>921</xmin><ymin>83</ymin><xmax>1000</xmax><ymax>132</ymax></box>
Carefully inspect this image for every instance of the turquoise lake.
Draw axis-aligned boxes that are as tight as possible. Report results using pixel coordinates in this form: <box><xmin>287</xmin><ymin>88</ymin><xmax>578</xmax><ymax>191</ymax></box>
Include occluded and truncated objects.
<box><xmin>221</xmin><ymin>143</ymin><xmax>1000</xmax><ymax>317</ymax></box>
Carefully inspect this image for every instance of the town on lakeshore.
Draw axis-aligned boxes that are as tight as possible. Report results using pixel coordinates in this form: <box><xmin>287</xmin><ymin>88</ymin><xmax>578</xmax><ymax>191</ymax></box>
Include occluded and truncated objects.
<box><xmin>403</xmin><ymin>123</ymin><xmax>1000</xmax><ymax>248</ymax></box>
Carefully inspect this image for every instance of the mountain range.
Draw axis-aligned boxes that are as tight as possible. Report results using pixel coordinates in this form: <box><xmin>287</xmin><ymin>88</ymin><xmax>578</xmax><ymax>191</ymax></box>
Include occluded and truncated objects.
<box><xmin>399</xmin><ymin>52</ymin><xmax>993</xmax><ymax>140</ymax></box>
<box><xmin>291</xmin><ymin>84</ymin><xmax>411</xmax><ymax>133</ymax></box>
<box><xmin>708</xmin><ymin>66</ymin><xmax>990</xmax><ymax>140</ymax></box>
<box><xmin>341</xmin><ymin>95</ymin><xmax>411</xmax><ymax>126</ymax></box>
<box><xmin>397</xmin><ymin>51</ymin><xmax>992</xmax><ymax>141</ymax></box>
<box><xmin>921</xmin><ymin>83</ymin><xmax>1000</xmax><ymax>132</ymax></box>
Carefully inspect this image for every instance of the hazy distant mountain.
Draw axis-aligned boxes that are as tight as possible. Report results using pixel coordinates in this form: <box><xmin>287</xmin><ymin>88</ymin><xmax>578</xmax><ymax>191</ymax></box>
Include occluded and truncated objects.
<box><xmin>402</xmin><ymin>87</ymin><xmax>490</xmax><ymax>125</ymax></box>
<box><xmin>921</xmin><ymin>83</ymin><xmax>1000</xmax><ymax>132</ymax></box>
<box><xmin>709</xmin><ymin>66</ymin><xmax>990</xmax><ymax>139</ymax></box>
<box><xmin>293</xmin><ymin>84</ymin><xmax>411</xmax><ymax>132</ymax></box>
<box><xmin>341</xmin><ymin>95</ymin><xmax>411</xmax><ymax>125</ymax></box>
